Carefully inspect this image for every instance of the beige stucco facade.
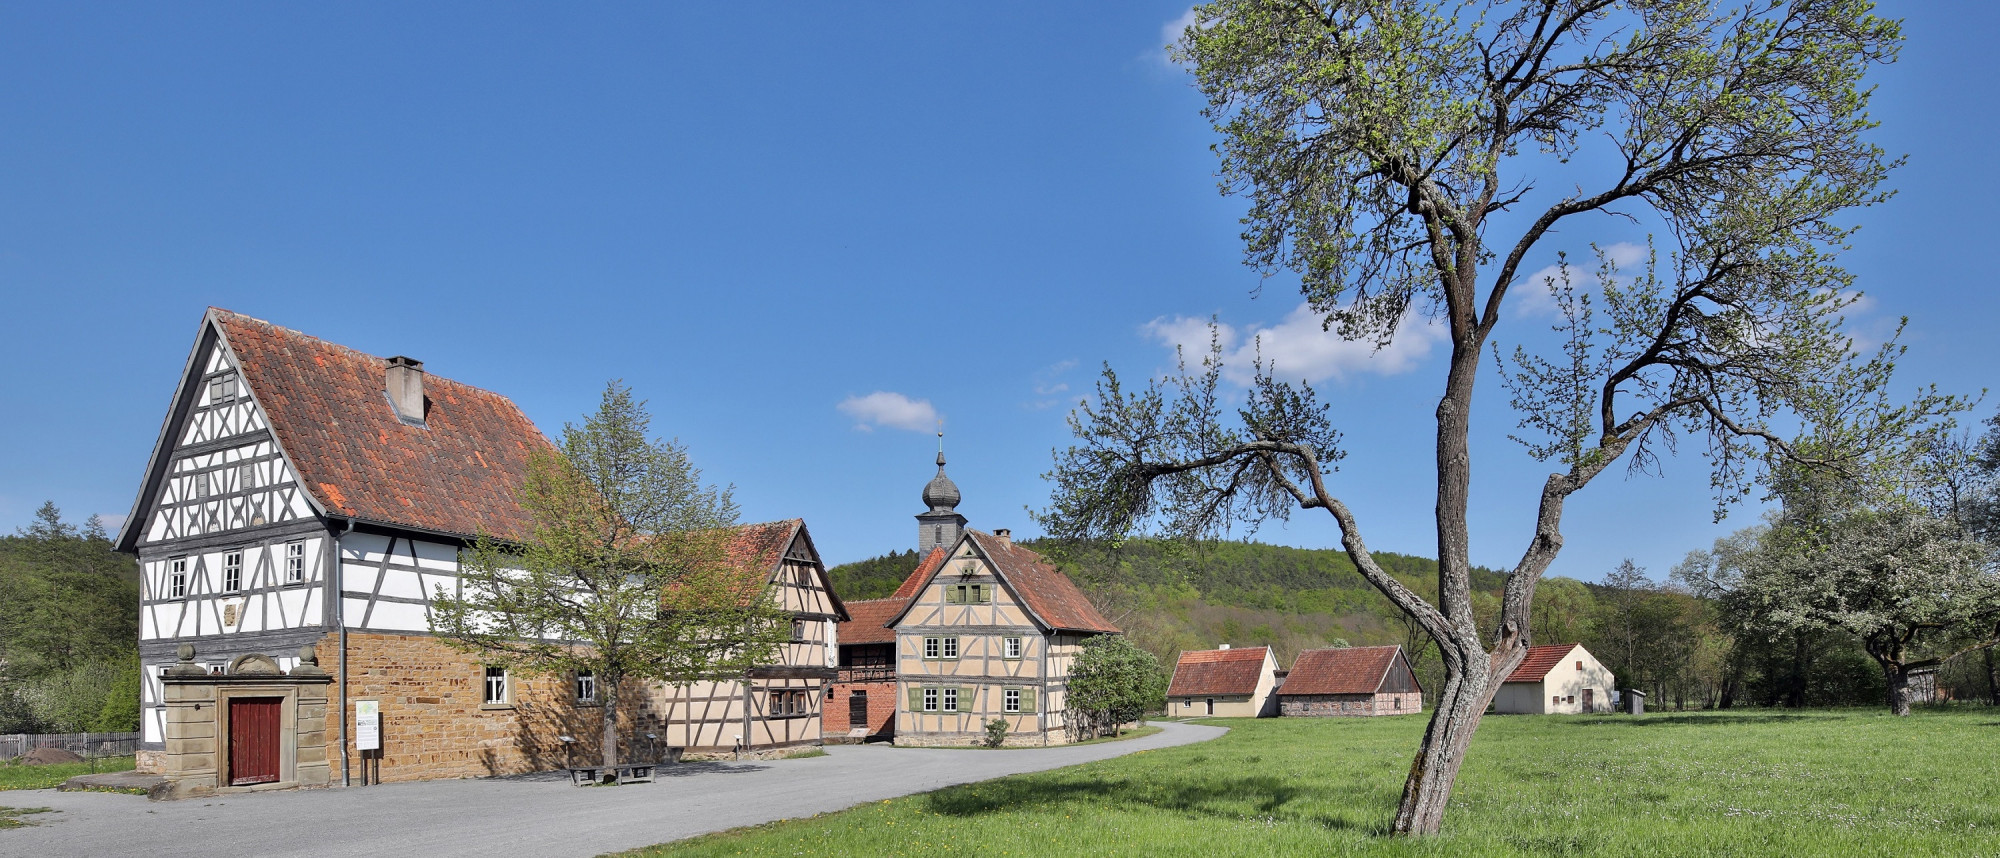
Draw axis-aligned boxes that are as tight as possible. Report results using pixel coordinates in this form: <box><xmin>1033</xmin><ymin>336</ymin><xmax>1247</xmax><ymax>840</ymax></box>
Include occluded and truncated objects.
<box><xmin>1494</xmin><ymin>644</ymin><xmax>1616</xmax><ymax>714</ymax></box>
<box><xmin>1166</xmin><ymin>648</ymin><xmax>1280</xmax><ymax>718</ymax></box>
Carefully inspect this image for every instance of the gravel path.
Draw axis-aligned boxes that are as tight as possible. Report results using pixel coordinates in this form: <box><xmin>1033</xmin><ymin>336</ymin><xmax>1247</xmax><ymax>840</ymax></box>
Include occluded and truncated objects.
<box><xmin>0</xmin><ymin>721</ymin><xmax>1224</xmax><ymax>857</ymax></box>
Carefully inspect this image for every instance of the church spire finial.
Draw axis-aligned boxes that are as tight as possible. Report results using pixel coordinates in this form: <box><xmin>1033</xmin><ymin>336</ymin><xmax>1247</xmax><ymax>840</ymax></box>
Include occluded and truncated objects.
<box><xmin>937</xmin><ymin>421</ymin><xmax>946</xmax><ymax>465</ymax></box>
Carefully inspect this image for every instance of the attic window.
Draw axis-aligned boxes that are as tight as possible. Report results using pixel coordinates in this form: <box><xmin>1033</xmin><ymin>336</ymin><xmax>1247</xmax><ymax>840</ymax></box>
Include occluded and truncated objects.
<box><xmin>209</xmin><ymin>374</ymin><xmax>234</xmax><ymax>404</ymax></box>
<box><xmin>1576</xmin><ymin>661</ymin><xmax>1583</xmax><ymax>671</ymax></box>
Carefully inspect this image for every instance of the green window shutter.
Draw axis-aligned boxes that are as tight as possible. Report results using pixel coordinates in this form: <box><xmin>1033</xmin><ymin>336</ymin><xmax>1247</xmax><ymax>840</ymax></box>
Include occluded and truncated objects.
<box><xmin>1020</xmin><ymin>688</ymin><xmax>1037</xmax><ymax>712</ymax></box>
<box><xmin>946</xmin><ymin>585</ymin><xmax>963</xmax><ymax>605</ymax></box>
<box><xmin>908</xmin><ymin>686</ymin><xmax>923</xmax><ymax>711</ymax></box>
<box><xmin>957</xmin><ymin>687</ymin><xmax>973</xmax><ymax>712</ymax></box>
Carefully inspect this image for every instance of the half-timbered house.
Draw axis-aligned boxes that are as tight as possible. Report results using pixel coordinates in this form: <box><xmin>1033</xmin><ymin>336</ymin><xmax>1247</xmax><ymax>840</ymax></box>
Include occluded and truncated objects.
<box><xmin>885</xmin><ymin>528</ymin><xmax>1120</xmax><ymax>746</ymax></box>
<box><xmin>118</xmin><ymin>308</ymin><xmax>842</xmax><ymax>792</ymax></box>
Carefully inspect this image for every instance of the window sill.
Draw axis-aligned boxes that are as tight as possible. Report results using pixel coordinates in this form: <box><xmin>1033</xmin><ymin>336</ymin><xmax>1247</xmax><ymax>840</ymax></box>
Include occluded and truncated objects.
<box><xmin>479</xmin><ymin>703</ymin><xmax>516</xmax><ymax>711</ymax></box>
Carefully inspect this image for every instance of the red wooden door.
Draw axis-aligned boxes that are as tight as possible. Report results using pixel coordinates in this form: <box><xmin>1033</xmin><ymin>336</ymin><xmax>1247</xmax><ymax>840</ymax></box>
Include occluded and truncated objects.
<box><xmin>229</xmin><ymin>697</ymin><xmax>282</xmax><ymax>785</ymax></box>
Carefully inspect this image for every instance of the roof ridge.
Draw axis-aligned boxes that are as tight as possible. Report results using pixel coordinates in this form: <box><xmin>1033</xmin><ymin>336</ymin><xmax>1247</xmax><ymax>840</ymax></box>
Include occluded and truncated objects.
<box><xmin>208</xmin><ymin>306</ymin><xmax>538</xmax><ymax>409</ymax></box>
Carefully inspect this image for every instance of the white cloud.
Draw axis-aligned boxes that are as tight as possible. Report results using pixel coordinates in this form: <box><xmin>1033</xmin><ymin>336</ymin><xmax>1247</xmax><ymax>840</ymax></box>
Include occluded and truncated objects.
<box><xmin>96</xmin><ymin>512</ymin><xmax>128</xmax><ymax>534</ymax></box>
<box><xmin>1144</xmin><ymin>302</ymin><xmax>1445</xmax><ymax>385</ymax></box>
<box><xmin>1027</xmin><ymin>359</ymin><xmax>1081</xmax><ymax>410</ymax></box>
<box><xmin>1151</xmin><ymin>7</ymin><xmax>1211</xmax><ymax>69</ymax></box>
<box><xmin>837</xmin><ymin>392</ymin><xmax>940</xmax><ymax>433</ymax></box>
<box><xmin>1511</xmin><ymin>242</ymin><xmax>1648</xmax><ymax>318</ymax></box>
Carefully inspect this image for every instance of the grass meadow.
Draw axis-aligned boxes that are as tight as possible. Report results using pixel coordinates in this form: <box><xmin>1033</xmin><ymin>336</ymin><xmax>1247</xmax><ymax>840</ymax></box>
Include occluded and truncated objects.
<box><xmin>0</xmin><ymin>755</ymin><xmax>134</xmax><ymax>791</ymax></box>
<box><xmin>618</xmin><ymin>708</ymin><xmax>1999</xmax><ymax>857</ymax></box>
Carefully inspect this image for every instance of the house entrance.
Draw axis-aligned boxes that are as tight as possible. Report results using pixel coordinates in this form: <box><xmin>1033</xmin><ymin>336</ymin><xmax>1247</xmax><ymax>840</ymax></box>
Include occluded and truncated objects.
<box><xmin>1581</xmin><ymin>688</ymin><xmax>1594</xmax><ymax>712</ymax></box>
<box><xmin>850</xmin><ymin>691</ymin><xmax>869</xmax><ymax>728</ymax></box>
<box><xmin>228</xmin><ymin>696</ymin><xmax>283</xmax><ymax>785</ymax></box>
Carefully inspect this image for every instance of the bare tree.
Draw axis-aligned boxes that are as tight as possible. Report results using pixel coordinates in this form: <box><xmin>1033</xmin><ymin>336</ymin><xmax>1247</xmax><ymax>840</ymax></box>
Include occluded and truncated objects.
<box><xmin>1039</xmin><ymin>0</ymin><xmax>1956</xmax><ymax>834</ymax></box>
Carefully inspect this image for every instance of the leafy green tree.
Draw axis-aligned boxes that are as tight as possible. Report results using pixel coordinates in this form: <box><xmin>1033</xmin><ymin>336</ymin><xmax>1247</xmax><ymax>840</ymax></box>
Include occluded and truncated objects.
<box><xmin>1042</xmin><ymin>0</ymin><xmax>1951</xmax><ymax>834</ymax></box>
<box><xmin>431</xmin><ymin>383</ymin><xmax>791</xmax><ymax>769</ymax></box>
<box><xmin>1066</xmin><ymin>635</ymin><xmax>1166</xmax><ymax>739</ymax></box>
<box><xmin>0</xmin><ymin>503</ymin><xmax>139</xmax><ymax>732</ymax></box>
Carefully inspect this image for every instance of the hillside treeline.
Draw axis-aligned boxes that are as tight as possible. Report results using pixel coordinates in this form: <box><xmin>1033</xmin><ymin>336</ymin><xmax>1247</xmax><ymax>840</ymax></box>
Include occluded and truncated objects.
<box><xmin>0</xmin><ymin>503</ymin><xmax>141</xmax><ymax>733</ymax></box>
<box><xmin>830</xmin><ymin>538</ymin><xmax>1997</xmax><ymax>711</ymax></box>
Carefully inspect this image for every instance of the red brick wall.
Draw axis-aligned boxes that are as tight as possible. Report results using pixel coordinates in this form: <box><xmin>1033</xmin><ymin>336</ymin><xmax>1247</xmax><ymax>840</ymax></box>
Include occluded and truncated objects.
<box><xmin>321</xmin><ymin>633</ymin><xmax>658</xmax><ymax>783</ymax></box>
<box><xmin>822</xmin><ymin>679</ymin><xmax>896</xmax><ymax>741</ymax></box>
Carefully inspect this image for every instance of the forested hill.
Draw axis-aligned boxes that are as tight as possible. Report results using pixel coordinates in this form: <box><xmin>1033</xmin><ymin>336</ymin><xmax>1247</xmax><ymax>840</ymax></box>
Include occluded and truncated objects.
<box><xmin>828</xmin><ymin>539</ymin><xmax>1508</xmax><ymax>675</ymax></box>
<box><xmin>0</xmin><ymin>504</ymin><xmax>141</xmax><ymax>734</ymax></box>
<box><xmin>830</xmin><ymin>539</ymin><xmax>1504</xmax><ymax>611</ymax></box>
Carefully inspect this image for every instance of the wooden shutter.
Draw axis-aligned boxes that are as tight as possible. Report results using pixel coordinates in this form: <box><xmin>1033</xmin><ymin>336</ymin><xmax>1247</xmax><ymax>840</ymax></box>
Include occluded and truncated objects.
<box><xmin>956</xmin><ymin>687</ymin><xmax>973</xmax><ymax>712</ymax></box>
<box><xmin>946</xmin><ymin>585</ymin><xmax>963</xmax><ymax>605</ymax></box>
<box><xmin>1020</xmin><ymin>688</ymin><xmax>1037</xmax><ymax>712</ymax></box>
<box><xmin>908</xmin><ymin>686</ymin><xmax>923</xmax><ymax>711</ymax></box>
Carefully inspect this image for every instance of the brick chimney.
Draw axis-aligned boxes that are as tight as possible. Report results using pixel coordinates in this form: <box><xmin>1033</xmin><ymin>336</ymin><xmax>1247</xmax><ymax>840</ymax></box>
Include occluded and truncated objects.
<box><xmin>386</xmin><ymin>356</ymin><xmax>426</xmax><ymax>423</ymax></box>
<box><xmin>994</xmin><ymin>528</ymin><xmax>1011</xmax><ymax>547</ymax></box>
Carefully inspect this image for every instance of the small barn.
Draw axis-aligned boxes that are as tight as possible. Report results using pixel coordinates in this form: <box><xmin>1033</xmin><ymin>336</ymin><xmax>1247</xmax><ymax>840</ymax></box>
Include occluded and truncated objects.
<box><xmin>1494</xmin><ymin>643</ymin><xmax>1615</xmax><ymax>714</ymax></box>
<box><xmin>1165</xmin><ymin>645</ymin><xmax>1280</xmax><ymax>718</ymax></box>
<box><xmin>1277</xmin><ymin>645</ymin><xmax>1422</xmax><ymax>717</ymax></box>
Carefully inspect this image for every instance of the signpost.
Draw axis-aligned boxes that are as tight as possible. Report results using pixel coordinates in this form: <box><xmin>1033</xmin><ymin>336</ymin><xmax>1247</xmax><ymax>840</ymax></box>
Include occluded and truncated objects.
<box><xmin>355</xmin><ymin>700</ymin><xmax>380</xmax><ymax>751</ymax></box>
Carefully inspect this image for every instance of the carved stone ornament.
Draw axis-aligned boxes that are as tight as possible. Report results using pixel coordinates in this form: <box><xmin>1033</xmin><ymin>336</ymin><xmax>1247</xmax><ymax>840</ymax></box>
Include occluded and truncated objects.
<box><xmin>165</xmin><ymin>643</ymin><xmax>209</xmax><ymax>676</ymax></box>
<box><xmin>229</xmin><ymin>653</ymin><xmax>284</xmax><ymax>676</ymax></box>
<box><xmin>289</xmin><ymin>644</ymin><xmax>326</xmax><ymax>676</ymax></box>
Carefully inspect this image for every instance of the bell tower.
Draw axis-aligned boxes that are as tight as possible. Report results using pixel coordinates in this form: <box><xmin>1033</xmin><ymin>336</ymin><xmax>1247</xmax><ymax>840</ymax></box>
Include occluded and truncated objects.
<box><xmin>916</xmin><ymin>428</ymin><xmax>966</xmax><ymax>553</ymax></box>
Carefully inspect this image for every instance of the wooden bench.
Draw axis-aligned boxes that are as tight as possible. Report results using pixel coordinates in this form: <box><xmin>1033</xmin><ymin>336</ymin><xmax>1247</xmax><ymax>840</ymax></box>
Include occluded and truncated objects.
<box><xmin>568</xmin><ymin>755</ymin><xmax>675</xmax><ymax>786</ymax></box>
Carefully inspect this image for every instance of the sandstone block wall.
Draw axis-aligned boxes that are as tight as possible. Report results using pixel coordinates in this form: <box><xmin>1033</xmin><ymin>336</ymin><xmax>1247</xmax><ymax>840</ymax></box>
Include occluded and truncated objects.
<box><xmin>1279</xmin><ymin>691</ymin><xmax>1422</xmax><ymax>717</ymax></box>
<box><xmin>326</xmin><ymin>632</ymin><xmax>660</xmax><ymax>783</ymax></box>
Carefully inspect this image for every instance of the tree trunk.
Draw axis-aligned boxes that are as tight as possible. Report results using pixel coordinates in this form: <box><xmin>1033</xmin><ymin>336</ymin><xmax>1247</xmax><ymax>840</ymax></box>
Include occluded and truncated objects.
<box><xmin>1883</xmin><ymin>663</ymin><xmax>1912</xmax><ymax>717</ymax></box>
<box><xmin>600</xmin><ymin>677</ymin><xmax>621</xmax><ymax>768</ymax></box>
<box><xmin>1392</xmin><ymin>645</ymin><xmax>1493</xmax><ymax>834</ymax></box>
<box><xmin>1985</xmin><ymin>647</ymin><xmax>1998</xmax><ymax>707</ymax></box>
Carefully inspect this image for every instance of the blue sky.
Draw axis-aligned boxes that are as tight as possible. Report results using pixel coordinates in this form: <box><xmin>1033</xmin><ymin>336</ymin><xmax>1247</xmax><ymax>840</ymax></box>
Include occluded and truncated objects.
<box><xmin>2</xmin><ymin>2</ymin><xmax>1993</xmax><ymax>580</ymax></box>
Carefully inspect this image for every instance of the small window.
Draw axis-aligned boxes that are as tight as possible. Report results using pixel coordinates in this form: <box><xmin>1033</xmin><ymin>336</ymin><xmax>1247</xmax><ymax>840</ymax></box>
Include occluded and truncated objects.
<box><xmin>770</xmin><ymin>689</ymin><xmax>808</xmax><ymax>716</ymax></box>
<box><xmin>1205</xmin><ymin>698</ymin><xmax>1214</xmax><ymax>716</ymax></box>
<box><xmin>791</xmin><ymin>619</ymin><xmax>806</xmax><ymax>642</ymax></box>
<box><xmin>1552</xmin><ymin>695</ymin><xmax>1561</xmax><ymax>706</ymax></box>
<box><xmin>923</xmin><ymin>687</ymin><xmax>939</xmax><ymax>712</ymax></box>
<box><xmin>924</xmin><ymin>637</ymin><xmax>941</xmax><ymax>659</ymax></box>
<box><xmin>1004</xmin><ymin>637</ymin><xmax>1022</xmax><ymax>659</ymax></box>
<box><xmin>947</xmin><ymin>583</ymin><xmax>993</xmax><ymax>605</ymax></box>
<box><xmin>484</xmin><ymin>667</ymin><xmax>510</xmax><ymax>705</ymax></box>
<box><xmin>284</xmin><ymin>541</ymin><xmax>305</xmax><ymax>584</ymax></box>
<box><xmin>194</xmin><ymin>472</ymin><xmax>211</xmax><ymax>499</ymax></box>
<box><xmin>941</xmin><ymin>687</ymin><xmax>959</xmax><ymax>712</ymax></box>
<box><xmin>238</xmin><ymin>462</ymin><xmax>256</xmax><ymax>490</ymax></box>
<box><xmin>169</xmin><ymin>558</ymin><xmax>188</xmax><ymax>599</ymax></box>
<box><xmin>1004</xmin><ymin>688</ymin><xmax>1021</xmax><ymax>713</ymax></box>
<box><xmin>223</xmin><ymin>550</ymin><xmax>243</xmax><ymax>592</ymax></box>
<box><xmin>1576</xmin><ymin>661</ymin><xmax>1583</xmax><ymax>671</ymax></box>
<box><xmin>941</xmin><ymin>637</ymin><xmax>959</xmax><ymax>659</ymax></box>
<box><xmin>575</xmin><ymin>671</ymin><xmax>596</xmax><ymax>703</ymax></box>
<box><xmin>1394</xmin><ymin>697</ymin><xmax>1402</xmax><ymax>710</ymax></box>
<box><xmin>1567</xmin><ymin>695</ymin><xmax>1576</xmax><ymax>704</ymax></box>
<box><xmin>208</xmin><ymin>374</ymin><xmax>233</xmax><ymax>404</ymax></box>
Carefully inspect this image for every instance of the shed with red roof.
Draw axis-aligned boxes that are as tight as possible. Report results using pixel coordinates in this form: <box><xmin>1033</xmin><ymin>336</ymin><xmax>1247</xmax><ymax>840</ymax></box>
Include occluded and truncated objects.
<box><xmin>1276</xmin><ymin>645</ymin><xmax>1423</xmax><ymax>717</ymax></box>
<box><xmin>1166</xmin><ymin>645</ymin><xmax>1281</xmax><ymax>717</ymax></box>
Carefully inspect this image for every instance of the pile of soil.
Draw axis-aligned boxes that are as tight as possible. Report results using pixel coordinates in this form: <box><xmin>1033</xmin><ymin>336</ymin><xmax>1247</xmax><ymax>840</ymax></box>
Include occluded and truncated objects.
<box><xmin>17</xmin><ymin>747</ymin><xmax>84</xmax><ymax>765</ymax></box>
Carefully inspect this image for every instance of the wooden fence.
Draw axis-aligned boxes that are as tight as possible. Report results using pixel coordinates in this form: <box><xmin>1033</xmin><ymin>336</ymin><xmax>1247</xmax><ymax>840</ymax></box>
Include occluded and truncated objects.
<box><xmin>0</xmin><ymin>731</ymin><xmax>140</xmax><ymax>760</ymax></box>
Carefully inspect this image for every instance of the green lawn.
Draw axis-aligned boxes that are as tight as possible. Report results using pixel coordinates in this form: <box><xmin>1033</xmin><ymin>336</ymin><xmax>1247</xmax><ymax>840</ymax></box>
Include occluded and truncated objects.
<box><xmin>0</xmin><ymin>755</ymin><xmax>136</xmax><ymax>791</ymax></box>
<box><xmin>616</xmin><ymin>709</ymin><xmax>1999</xmax><ymax>857</ymax></box>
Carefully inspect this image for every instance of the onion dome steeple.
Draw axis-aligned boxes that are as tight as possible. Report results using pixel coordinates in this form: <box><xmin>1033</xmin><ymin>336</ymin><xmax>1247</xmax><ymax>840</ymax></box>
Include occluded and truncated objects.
<box><xmin>916</xmin><ymin>427</ymin><xmax>968</xmax><ymax>553</ymax></box>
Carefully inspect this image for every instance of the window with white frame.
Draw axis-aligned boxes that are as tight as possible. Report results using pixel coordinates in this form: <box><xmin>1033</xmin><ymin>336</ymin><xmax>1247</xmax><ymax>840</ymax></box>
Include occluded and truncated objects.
<box><xmin>941</xmin><ymin>636</ymin><xmax>959</xmax><ymax>659</ymax></box>
<box><xmin>238</xmin><ymin>462</ymin><xmax>256</xmax><ymax>490</ymax></box>
<box><xmin>223</xmin><ymin>550</ymin><xmax>243</xmax><ymax>592</ymax></box>
<box><xmin>1004</xmin><ymin>688</ymin><xmax>1020</xmax><ymax>713</ymax></box>
<box><xmin>208</xmin><ymin>374</ymin><xmax>233</xmax><ymax>404</ymax></box>
<box><xmin>940</xmin><ymin>687</ymin><xmax>959</xmax><ymax>712</ymax></box>
<box><xmin>484</xmin><ymin>667</ymin><xmax>510</xmax><ymax>705</ymax></box>
<box><xmin>168</xmin><ymin>558</ymin><xmax>188</xmax><ymax>599</ymax></box>
<box><xmin>284</xmin><ymin>541</ymin><xmax>305</xmax><ymax>584</ymax></box>
<box><xmin>575</xmin><ymin>671</ymin><xmax>596</xmax><ymax>703</ymax></box>
<box><xmin>924</xmin><ymin>636</ymin><xmax>940</xmax><ymax>659</ymax></box>
<box><xmin>923</xmin><ymin>687</ymin><xmax>939</xmax><ymax>712</ymax></box>
<box><xmin>1004</xmin><ymin>637</ymin><xmax>1022</xmax><ymax>659</ymax></box>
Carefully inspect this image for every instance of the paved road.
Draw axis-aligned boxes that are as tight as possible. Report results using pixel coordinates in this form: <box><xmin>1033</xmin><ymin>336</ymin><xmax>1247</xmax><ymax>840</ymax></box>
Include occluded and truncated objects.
<box><xmin>0</xmin><ymin>722</ymin><xmax>1224</xmax><ymax>858</ymax></box>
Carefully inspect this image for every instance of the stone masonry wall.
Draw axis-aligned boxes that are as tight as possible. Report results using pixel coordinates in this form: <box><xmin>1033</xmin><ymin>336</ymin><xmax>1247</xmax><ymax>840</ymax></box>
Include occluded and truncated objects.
<box><xmin>1280</xmin><ymin>691</ymin><xmax>1422</xmax><ymax>717</ymax></box>
<box><xmin>325</xmin><ymin>632</ymin><xmax>659</xmax><ymax>783</ymax></box>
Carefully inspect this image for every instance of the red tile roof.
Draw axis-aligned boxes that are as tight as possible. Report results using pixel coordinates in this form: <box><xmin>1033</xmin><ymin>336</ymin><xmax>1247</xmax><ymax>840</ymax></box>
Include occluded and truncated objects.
<box><xmin>723</xmin><ymin>519</ymin><xmax>802</xmax><ymax>575</ymax></box>
<box><xmin>966</xmin><ymin>531</ymin><xmax>1119</xmax><ymax>634</ymax></box>
<box><xmin>1504</xmin><ymin>644</ymin><xmax>1582</xmax><ymax>683</ymax></box>
<box><xmin>1166</xmin><ymin>647</ymin><xmax>1271</xmax><ymax>697</ymax></box>
<box><xmin>839</xmin><ymin>599</ymin><xmax>907</xmax><ymax>645</ymax></box>
<box><xmin>1279</xmin><ymin>646</ymin><xmax>1406</xmax><ymax>696</ymax></box>
<box><xmin>211</xmin><ymin>308</ymin><xmax>554</xmax><ymax>540</ymax></box>
<box><xmin>891</xmin><ymin>547</ymin><xmax>949</xmax><ymax>602</ymax></box>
